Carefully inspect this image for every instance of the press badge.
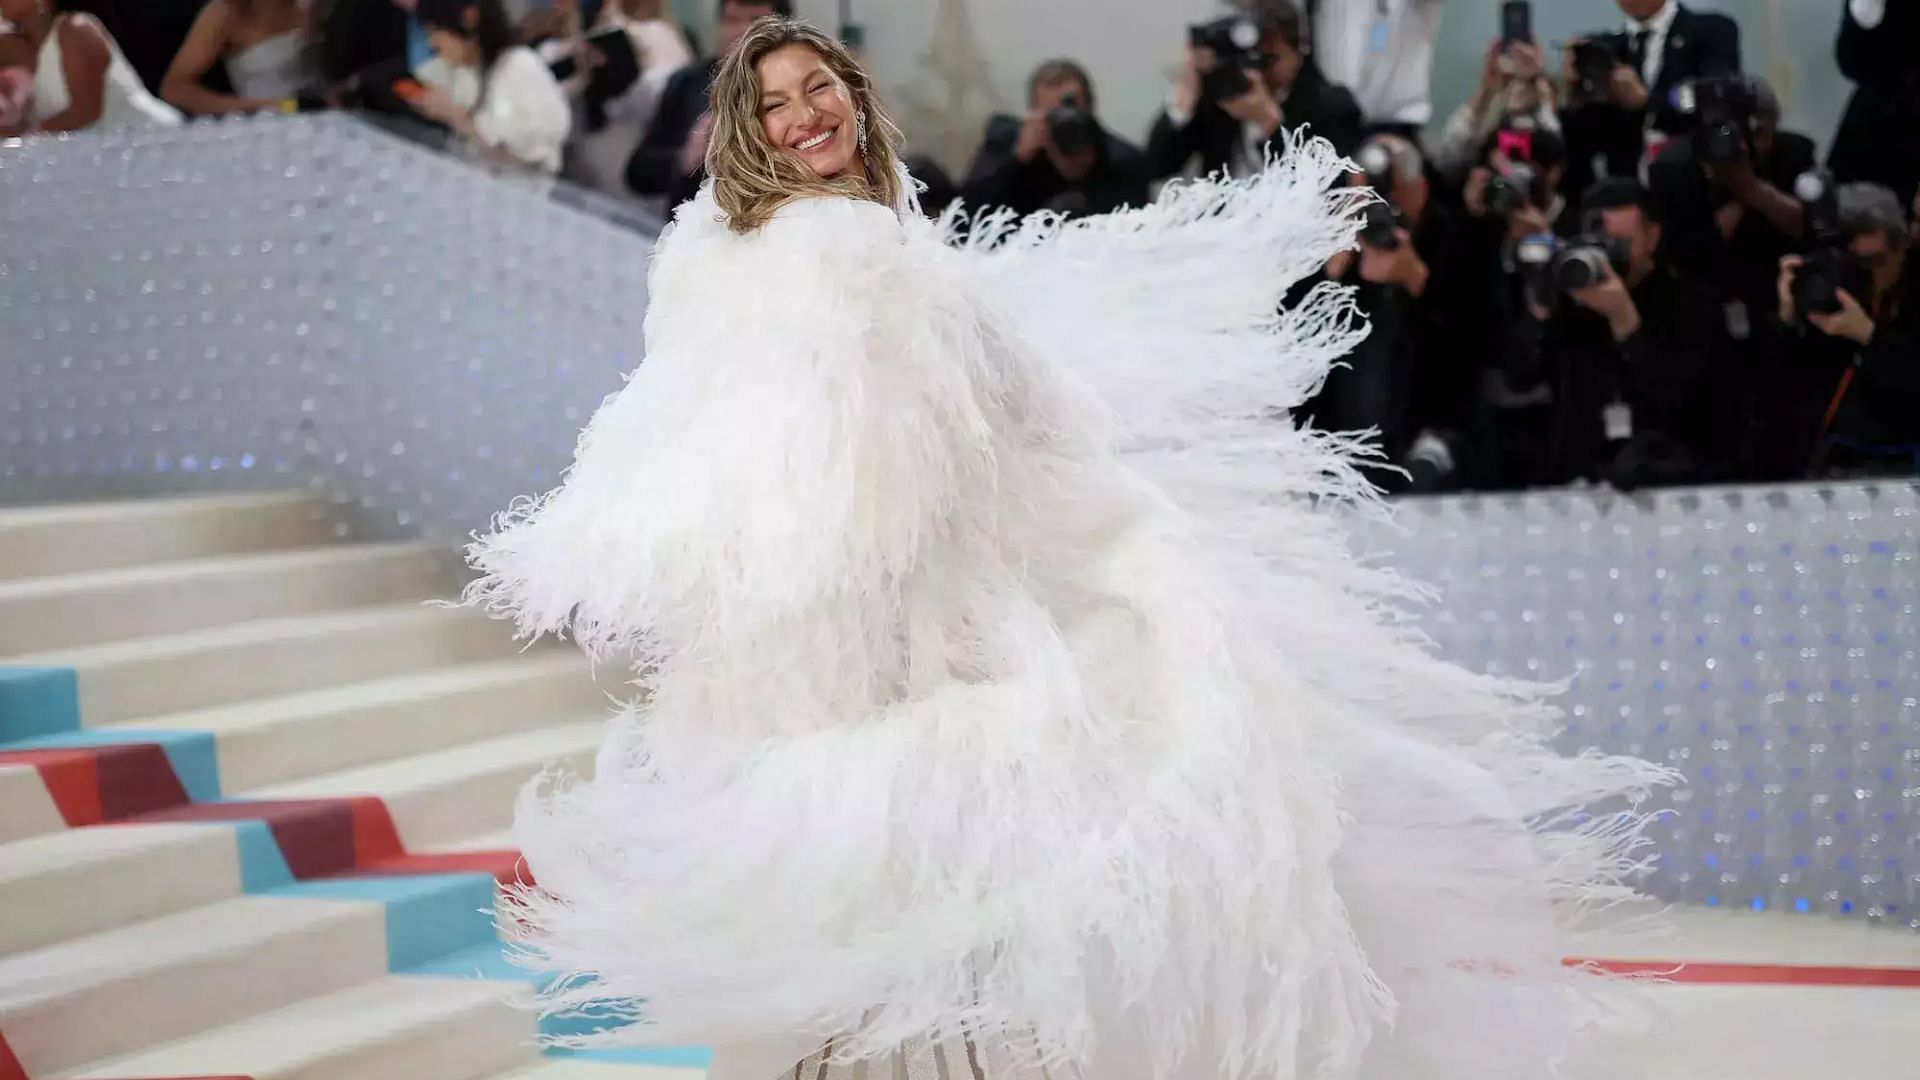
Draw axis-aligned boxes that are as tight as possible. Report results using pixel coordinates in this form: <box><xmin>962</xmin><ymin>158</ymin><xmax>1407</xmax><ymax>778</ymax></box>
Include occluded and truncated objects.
<box><xmin>1604</xmin><ymin>401</ymin><xmax>1634</xmax><ymax>442</ymax></box>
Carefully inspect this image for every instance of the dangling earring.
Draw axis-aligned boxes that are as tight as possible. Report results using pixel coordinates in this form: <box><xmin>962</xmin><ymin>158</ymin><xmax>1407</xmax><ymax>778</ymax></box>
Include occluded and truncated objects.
<box><xmin>855</xmin><ymin>109</ymin><xmax>868</xmax><ymax>153</ymax></box>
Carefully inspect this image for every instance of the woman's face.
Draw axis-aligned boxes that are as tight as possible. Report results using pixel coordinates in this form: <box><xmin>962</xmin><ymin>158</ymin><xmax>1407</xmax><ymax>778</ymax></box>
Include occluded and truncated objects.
<box><xmin>756</xmin><ymin>43</ymin><xmax>860</xmax><ymax>181</ymax></box>
<box><xmin>427</xmin><ymin>27</ymin><xmax>479</xmax><ymax>67</ymax></box>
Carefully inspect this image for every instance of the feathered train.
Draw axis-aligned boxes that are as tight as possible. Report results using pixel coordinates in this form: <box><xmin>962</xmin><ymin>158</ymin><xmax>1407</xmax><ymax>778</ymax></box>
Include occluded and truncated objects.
<box><xmin>462</xmin><ymin>132</ymin><xmax>1676</xmax><ymax>1080</ymax></box>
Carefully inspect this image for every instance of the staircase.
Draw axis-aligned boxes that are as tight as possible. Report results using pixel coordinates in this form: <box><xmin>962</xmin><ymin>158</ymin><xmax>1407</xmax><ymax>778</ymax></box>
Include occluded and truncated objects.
<box><xmin>0</xmin><ymin>494</ymin><xmax>703</xmax><ymax>1080</ymax></box>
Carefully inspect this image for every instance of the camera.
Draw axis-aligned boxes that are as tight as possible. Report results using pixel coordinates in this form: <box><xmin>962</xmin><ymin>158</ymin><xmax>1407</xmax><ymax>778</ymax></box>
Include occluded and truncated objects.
<box><xmin>1358</xmin><ymin>201</ymin><xmax>1402</xmax><ymax>251</ymax></box>
<box><xmin>1674</xmin><ymin>75</ymin><xmax>1757</xmax><ymax>166</ymax></box>
<box><xmin>1554</xmin><ymin>233</ymin><xmax>1631</xmax><ymax>292</ymax></box>
<box><xmin>1486</xmin><ymin>160</ymin><xmax>1542</xmax><ymax>219</ymax></box>
<box><xmin>1789</xmin><ymin>171</ymin><xmax>1872</xmax><ymax>324</ymax></box>
<box><xmin>1189</xmin><ymin>15</ymin><xmax>1267</xmax><ymax>103</ymax></box>
<box><xmin>1356</xmin><ymin>140</ymin><xmax>1395</xmax><ymax>195</ymax></box>
<box><xmin>1568</xmin><ymin>35</ymin><xmax>1624</xmax><ymax>100</ymax></box>
<box><xmin>1047</xmin><ymin>92</ymin><xmax>1096</xmax><ymax>157</ymax></box>
<box><xmin>1515</xmin><ymin>232</ymin><xmax>1630</xmax><ymax>300</ymax></box>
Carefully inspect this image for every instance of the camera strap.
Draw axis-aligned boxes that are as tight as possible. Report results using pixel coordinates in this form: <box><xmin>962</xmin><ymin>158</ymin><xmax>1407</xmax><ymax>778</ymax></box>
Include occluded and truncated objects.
<box><xmin>1815</xmin><ymin>366</ymin><xmax>1858</xmax><ymax>465</ymax></box>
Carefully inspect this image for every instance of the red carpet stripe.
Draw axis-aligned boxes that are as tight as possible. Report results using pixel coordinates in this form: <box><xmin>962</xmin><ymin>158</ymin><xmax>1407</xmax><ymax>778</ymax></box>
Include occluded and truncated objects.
<box><xmin>1573</xmin><ymin>957</ymin><xmax>1920</xmax><ymax>988</ymax></box>
<box><xmin>0</xmin><ymin>743</ymin><xmax>188</xmax><ymax>826</ymax></box>
<box><xmin>0</xmin><ymin>1031</ymin><xmax>25</xmax><ymax>1080</ymax></box>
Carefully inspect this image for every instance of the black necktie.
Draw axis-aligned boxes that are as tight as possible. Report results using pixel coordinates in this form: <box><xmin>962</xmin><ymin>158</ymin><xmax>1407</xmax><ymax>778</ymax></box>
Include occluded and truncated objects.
<box><xmin>1628</xmin><ymin>29</ymin><xmax>1652</xmax><ymax>78</ymax></box>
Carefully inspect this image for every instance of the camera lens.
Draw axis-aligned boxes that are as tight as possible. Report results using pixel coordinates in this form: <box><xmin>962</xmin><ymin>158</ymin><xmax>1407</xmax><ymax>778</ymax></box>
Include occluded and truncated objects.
<box><xmin>1553</xmin><ymin>249</ymin><xmax>1607</xmax><ymax>291</ymax></box>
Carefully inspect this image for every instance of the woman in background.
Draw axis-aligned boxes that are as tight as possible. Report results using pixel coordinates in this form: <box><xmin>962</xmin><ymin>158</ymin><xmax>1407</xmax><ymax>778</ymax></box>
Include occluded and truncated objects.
<box><xmin>0</xmin><ymin>0</ymin><xmax>180</xmax><ymax>132</ymax></box>
<box><xmin>161</xmin><ymin>0</ymin><xmax>321</xmax><ymax>115</ymax></box>
<box><xmin>562</xmin><ymin>0</ymin><xmax>691</xmax><ymax>195</ymax></box>
<box><xmin>411</xmin><ymin>0</ymin><xmax>569</xmax><ymax>173</ymax></box>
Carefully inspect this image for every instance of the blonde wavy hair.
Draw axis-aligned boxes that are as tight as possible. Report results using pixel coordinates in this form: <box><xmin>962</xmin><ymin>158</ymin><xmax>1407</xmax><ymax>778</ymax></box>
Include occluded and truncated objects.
<box><xmin>706</xmin><ymin>17</ymin><xmax>904</xmax><ymax>234</ymax></box>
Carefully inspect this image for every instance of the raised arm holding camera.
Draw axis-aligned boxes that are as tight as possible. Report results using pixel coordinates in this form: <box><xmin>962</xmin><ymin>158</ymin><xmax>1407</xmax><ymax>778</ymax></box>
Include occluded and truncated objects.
<box><xmin>1771</xmin><ymin>181</ymin><xmax>1920</xmax><ymax>474</ymax></box>
<box><xmin>1558</xmin><ymin>0</ymin><xmax>1740</xmax><ymax>216</ymax></box>
<box><xmin>1646</xmin><ymin>76</ymin><xmax>1812</xmax><ymax>328</ymax></box>
<box><xmin>960</xmin><ymin>59</ymin><xmax>1150</xmax><ymax>219</ymax></box>
<box><xmin>1308</xmin><ymin>136</ymin><xmax>1457</xmax><ymax>475</ymax></box>
<box><xmin>1146</xmin><ymin>0</ymin><xmax>1362</xmax><ymax>180</ymax></box>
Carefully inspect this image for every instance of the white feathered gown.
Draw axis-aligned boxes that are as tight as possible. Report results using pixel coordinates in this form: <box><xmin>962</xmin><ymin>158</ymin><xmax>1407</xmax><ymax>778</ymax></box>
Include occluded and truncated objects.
<box><xmin>463</xmin><ymin>136</ymin><xmax>1675</xmax><ymax>1080</ymax></box>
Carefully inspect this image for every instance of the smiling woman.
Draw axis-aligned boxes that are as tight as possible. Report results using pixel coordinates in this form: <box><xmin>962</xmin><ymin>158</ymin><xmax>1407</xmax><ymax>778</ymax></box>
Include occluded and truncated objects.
<box><xmin>702</xmin><ymin>17</ymin><xmax>902</xmax><ymax>233</ymax></box>
<box><xmin>466</xmin><ymin>13</ymin><xmax>1671</xmax><ymax>1080</ymax></box>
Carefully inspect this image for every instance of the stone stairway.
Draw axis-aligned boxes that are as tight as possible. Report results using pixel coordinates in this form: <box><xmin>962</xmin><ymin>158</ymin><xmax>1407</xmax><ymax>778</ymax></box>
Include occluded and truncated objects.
<box><xmin>0</xmin><ymin>494</ymin><xmax>703</xmax><ymax>1080</ymax></box>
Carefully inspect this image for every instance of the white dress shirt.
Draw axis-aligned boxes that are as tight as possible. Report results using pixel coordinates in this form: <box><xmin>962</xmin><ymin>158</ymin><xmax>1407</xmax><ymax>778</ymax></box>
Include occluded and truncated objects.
<box><xmin>1312</xmin><ymin>0</ymin><xmax>1445</xmax><ymax>127</ymax></box>
<box><xmin>1624</xmin><ymin>0</ymin><xmax>1681</xmax><ymax>89</ymax></box>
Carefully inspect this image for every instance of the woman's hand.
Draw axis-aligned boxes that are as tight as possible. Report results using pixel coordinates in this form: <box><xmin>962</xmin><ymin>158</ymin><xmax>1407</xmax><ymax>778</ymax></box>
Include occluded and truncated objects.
<box><xmin>416</xmin><ymin>86</ymin><xmax>475</xmax><ymax>136</ymax></box>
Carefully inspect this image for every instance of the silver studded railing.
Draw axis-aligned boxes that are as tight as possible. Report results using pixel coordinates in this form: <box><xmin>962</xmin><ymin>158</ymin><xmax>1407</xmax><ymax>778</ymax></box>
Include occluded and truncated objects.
<box><xmin>1</xmin><ymin>113</ymin><xmax>653</xmax><ymax>541</ymax></box>
<box><xmin>1351</xmin><ymin>484</ymin><xmax>1920</xmax><ymax>928</ymax></box>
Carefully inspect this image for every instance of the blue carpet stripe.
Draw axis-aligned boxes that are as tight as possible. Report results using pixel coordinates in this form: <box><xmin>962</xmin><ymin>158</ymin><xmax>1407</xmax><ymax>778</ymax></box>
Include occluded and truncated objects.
<box><xmin>0</xmin><ymin>666</ymin><xmax>80</xmax><ymax>743</ymax></box>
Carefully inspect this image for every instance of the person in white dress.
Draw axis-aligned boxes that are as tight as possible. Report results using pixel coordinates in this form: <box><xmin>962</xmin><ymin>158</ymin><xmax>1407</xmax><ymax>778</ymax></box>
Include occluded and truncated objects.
<box><xmin>409</xmin><ymin>0</ymin><xmax>569</xmax><ymax>173</ymax></box>
<box><xmin>555</xmin><ymin>0</ymin><xmax>692</xmax><ymax>196</ymax></box>
<box><xmin>0</xmin><ymin>0</ymin><xmax>180</xmax><ymax>132</ymax></box>
<box><xmin>465</xmin><ymin>16</ymin><xmax>1672</xmax><ymax>1080</ymax></box>
<box><xmin>160</xmin><ymin>0</ymin><xmax>321</xmax><ymax>115</ymax></box>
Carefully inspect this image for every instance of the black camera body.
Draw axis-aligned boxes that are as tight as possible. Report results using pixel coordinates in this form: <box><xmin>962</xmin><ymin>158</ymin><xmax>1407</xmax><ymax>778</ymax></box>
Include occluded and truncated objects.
<box><xmin>1553</xmin><ymin>234</ymin><xmax>1632</xmax><ymax>292</ymax></box>
<box><xmin>1486</xmin><ymin>159</ymin><xmax>1543</xmax><ymax>219</ymax></box>
<box><xmin>1515</xmin><ymin>232</ymin><xmax>1631</xmax><ymax>301</ymax></box>
<box><xmin>1358</xmin><ymin>201</ymin><xmax>1403</xmax><ymax>252</ymax></box>
<box><xmin>1789</xmin><ymin>171</ymin><xmax>1873</xmax><ymax>323</ymax></box>
<box><xmin>1047</xmin><ymin>92</ymin><xmax>1097</xmax><ymax>157</ymax></box>
<box><xmin>1676</xmin><ymin>74</ymin><xmax>1758</xmax><ymax>166</ymax></box>
<box><xmin>1569</xmin><ymin>34</ymin><xmax>1625</xmax><ymax>100</ymax></box>
<box><xmin>1189</xmin><ymin>15</ymin><xmax>1267</xmax><ymax>104</ymax></box>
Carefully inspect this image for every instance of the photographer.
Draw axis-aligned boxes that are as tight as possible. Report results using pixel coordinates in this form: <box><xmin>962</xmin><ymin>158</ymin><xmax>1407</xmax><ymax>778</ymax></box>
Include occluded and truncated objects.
<box><xmin>1508</xmin><ymin>179</ymin><xmax>1727</xmax><ymax>488</ymax></box>
<box><xmin>1772</xmin><ymin>182</ymin><xmax>1920</xmax><ymax>475</ymax></box>
<box><xmin>1309</xmin><ymin>135</ymin><xmax>1444</xmax><ymax>468</ymax></box>
<box><xmin>1829</xmin><ymin>0</ymin><xmax>1919</xmax><ymax>208</ymax></box>
<box><xmin>960</xmin><ymin>59</ymin><xmax>1150</xmax><ymax>219</ymax></box>
<box><xmin>1647</xmin><ymin>76</ymin><xmax>1813</xmax><ymax>334</ymax></box>
<box><xmin>1147</xmin><ymin>0</ymin><xmax>1362</xmax><ymax>181</ymax></box>
<box><xmin>1558</xmin><ymin>0</ymin><xmax>1740</xmax><ymax>214</ymax></box>
<box><xmin>1431</xmin><ymin>37</ymin><xmax>1559</xmax><ymax>184</ymax></box>
<box><xmin>1463</xmin><ymin>125</ymin><xmax>1574</xmax><ymax>240</ymax></box>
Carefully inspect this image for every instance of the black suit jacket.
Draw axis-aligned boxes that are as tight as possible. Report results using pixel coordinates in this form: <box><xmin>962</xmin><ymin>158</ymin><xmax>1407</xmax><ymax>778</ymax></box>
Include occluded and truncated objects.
<box><xmin>1145</xmin><ymin>61</ymin><xmax>1362</xmax><ymax>180</ymax></box>
<box><xmin>1560</xmin><ymin>5</ymin><xmax>1741</xmax><ymax>216</ymax></box>
<box><xmin>1829</xmin><ymin>0</ymin><xmax>1920</xmax><ymax>207</ymax></box>
<box><xmin>960</xmin><ymin>116</ymin><xmax>1151</xmax><ymax>219</ymax></box>
<box><xmin>625</xmin><ymin>57</ymin><xmax>716</xmax><ymax>207</ymax></box>
<box><xmin>1643</xmin><ymin>5</ymin><xmax>1742</xmax><ymax>136</ymax></box>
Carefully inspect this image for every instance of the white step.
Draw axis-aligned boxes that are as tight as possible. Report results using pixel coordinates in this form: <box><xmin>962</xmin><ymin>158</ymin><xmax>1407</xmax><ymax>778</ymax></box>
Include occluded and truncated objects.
<box><xmin>0</xmin><ymin>493</ymin><xmax>334</xmax><ymax>583</ymax></box>
<box><xmin>6</xmin><ymin>604</ymin><xmax>524</xmax><ymax>726</ymax></box>
<box><xmin>0</xmin><ymin>764</ymin><xmax>65</xmax><ymax>844</ymax></box>
<box><xmin>56</xmin><ymin>974</ymin><xmax>537</xmax><ymax>1080</ymax></box>
<box><xmin>0</xmin><ymin>543</ymin><xmax>457</xmax><ymax>656</ymax></box>
<box><xmin>0</xmin><ymin>893</ymin><xmax>387</xmax><ymax>1077</ymax></box>
<box><xmin>126</xmin><ymin>655</ymin><xmax>607</xmax><ymax>790</ymax></box>
<box><xmin>245</xmin><ymin>720</ymin><xmax>604</xmax><ymax>848</ymax></box>
<box><xmin>0</xmin><ymin>822</ymin><xmax>242</xmax><ymax>956</ymax></box>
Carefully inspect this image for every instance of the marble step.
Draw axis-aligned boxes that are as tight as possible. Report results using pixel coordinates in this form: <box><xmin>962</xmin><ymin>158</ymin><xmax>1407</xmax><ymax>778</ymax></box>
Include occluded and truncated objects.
<box><xmin>245</xmin><ymin>719</ymin><xmax>604</xmax><ymax>848</ymax></box>
<box><xmin>56</xmin><ymin>973</ymin><xmax>536</xmax><ymax>1080</ymax></box>
<box><xmin>0</xmin><ymin>893</ymin><xmax>388</xmax><ymax>1076</ymax></box>
<box><xmin>6</xmin><ymin>603</ymin><xmax>525</xmax><ymax>728</ymax></box>
<box><xmin>0</xmin><ymin>542</ymin><xmax>457</xmax><ymax>656</ymax></box>
<box><xmin>0</xmin><ymin>493</ymin><xmax>334</xmax><ymax>584</ymax></box>
<box><xmin>0</xmin><ymin>822</ymin><xmax>241</xmax><ymax>956</ymax></box>
<box><xmin>125</xmin><ymin>654</ymin><xmax>608</xmax><ymax>791</ymax></box>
